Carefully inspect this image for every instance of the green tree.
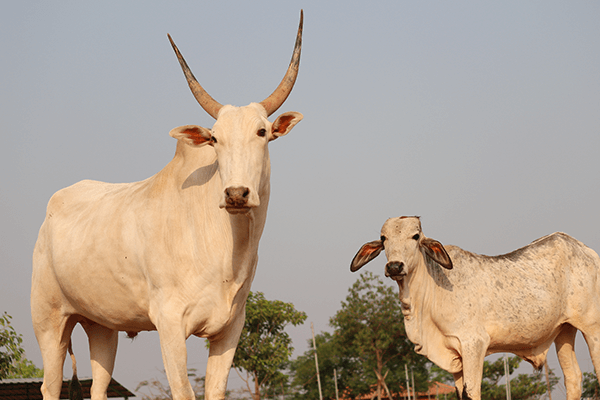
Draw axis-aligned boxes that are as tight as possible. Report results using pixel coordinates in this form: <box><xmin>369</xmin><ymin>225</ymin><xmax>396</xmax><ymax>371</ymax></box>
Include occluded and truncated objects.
<box><xmin>0</xmin><ymin>312</ymin><xmax>43</xmax><ymax>379</ymax></box>
<box><xmin>232</xmin><ymin>291</ymin><xmax>307</xmax><ymax>400</ymax></box>
<box><xmin>428</xmin><ymin>363</ymin><xmax>454</xmax><ymax>386</ymax></box>
<box><xmin>480</xmin><ymin>356</ymin><xmax>558</xmax><ymax>400</ymax></box>
<box><xmin>290</xmin><ymin>332</ymin><xmax>347</xmax><ymax>400</ymax></box>
<box><xmin>291</xmin><ymin>272</ymin><xmax>429</xmax><ymax>400</ymax></box>
<box><xmin>583</xmin><ymin>371</ymin><xmax>600</xmax><ymax>399</ymax></box>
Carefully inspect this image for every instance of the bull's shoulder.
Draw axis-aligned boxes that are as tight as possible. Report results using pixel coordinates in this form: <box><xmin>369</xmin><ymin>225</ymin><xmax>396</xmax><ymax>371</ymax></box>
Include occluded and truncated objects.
<box><xmin>527</xmin><ymin>231</ymin><xmax>576</xmax><ymax>247</ymax></box>
<box><xmin>443</xmin><ymin>245</ymin><xmax>478</xmax><ymax>261</ymax></box>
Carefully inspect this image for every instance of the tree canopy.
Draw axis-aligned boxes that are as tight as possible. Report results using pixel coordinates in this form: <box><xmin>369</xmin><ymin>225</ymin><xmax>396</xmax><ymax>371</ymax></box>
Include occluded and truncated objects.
<box><xmin>0</xmin><ymin>312</ymin><xmax>43</xmax><ymax>379</ymax></box>
<box><xmin>582</xmin><ymin>371</ymin><xmax>600</xmax><ymax>399</ymax></box>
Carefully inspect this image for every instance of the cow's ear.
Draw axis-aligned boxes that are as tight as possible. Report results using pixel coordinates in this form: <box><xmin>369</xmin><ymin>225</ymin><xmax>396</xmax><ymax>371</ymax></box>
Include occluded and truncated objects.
<box><xmin>170</xmin><ymin>125</ymin><xmax>213</xmax><ymax>147</ymax></box>
<box><xmin>350</xmin><ymin>240</ymin><xmax>384</xmax><ymax>272</ymax></box>
<box><xmin>421</xmin><ymin>238</ymin><xmax>453</xmax><ymax>269</ymax></box>
<box><xmin>270</xmin><ymin>112</ymin><xmax>303</xmax><ymax>141</ymax></box>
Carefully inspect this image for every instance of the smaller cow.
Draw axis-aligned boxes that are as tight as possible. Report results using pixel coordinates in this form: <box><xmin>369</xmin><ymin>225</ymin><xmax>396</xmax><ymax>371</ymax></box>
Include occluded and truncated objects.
<box><xmin>350</xmin><ymin>216</ymin><xmax>600</xmax><ymax>400</ymax></box>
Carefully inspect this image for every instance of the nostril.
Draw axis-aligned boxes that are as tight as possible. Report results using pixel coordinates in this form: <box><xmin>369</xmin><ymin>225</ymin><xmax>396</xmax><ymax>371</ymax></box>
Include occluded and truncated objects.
<box><xmin>225</xmin><ymin>186</ymin><xmax>251</xmax><ymax>207</ymax></box>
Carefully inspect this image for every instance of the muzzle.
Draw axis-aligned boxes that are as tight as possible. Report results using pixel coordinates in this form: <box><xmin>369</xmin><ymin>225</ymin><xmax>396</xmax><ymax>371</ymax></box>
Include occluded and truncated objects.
<box><xmin>385</xmin><ymin>261</ymin><xmax>406</xmax><ymax>279</ymax></box>
<box><xmin>224</xmin><ymin>186</ymin><xmax>252</xmax><ymax>214</ymax></box>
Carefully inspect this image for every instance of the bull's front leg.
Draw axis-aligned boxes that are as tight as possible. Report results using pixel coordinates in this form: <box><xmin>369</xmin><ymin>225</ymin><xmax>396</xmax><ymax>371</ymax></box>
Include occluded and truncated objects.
<box><xmin>452</xmin><ymin>371</ymin><xmax>464</xmax><ymax>399</ymax></box>
<box><xmin>155</xmin><ymin>312</ymin><xmax>194</xmax><ymax>400</ymax></box>
<box><xmin>205</xmin><ymin>309</ymin><xmax>246</xmax><ymax>400</ymax></box>
<box><xmin>456</xmin><ymin>336</ymin><xmax>488</xmax><ymax>400</ymax></box>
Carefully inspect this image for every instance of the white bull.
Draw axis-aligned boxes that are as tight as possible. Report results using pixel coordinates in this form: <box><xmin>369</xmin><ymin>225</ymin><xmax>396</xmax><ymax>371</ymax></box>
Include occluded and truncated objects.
<box><xmin>350</xmin><ymin>216</ymin><xmax>600</xmax><ymax>400</ymax></box>
<box><xmin>31</xmin><ymin>11</ymin><xmax>304</xmax><ymax>400</ymax></box>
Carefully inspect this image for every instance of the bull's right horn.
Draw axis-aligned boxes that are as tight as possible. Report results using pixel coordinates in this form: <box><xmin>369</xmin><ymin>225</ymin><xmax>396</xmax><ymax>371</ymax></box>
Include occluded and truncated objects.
<box><xmin>168</xmin><ymin>34</ymin><xmax>223</xmax><ymax>120</ymax></box>
<box><xmin>259</xmin><ymin>10</ymin><xmax>303</xmax><ymax>117</ymax></box>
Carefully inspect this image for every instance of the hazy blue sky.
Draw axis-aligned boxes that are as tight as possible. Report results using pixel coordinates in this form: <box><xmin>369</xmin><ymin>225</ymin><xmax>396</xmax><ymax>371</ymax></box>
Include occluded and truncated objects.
<box><xmin>1</xmin><ymin>2</ymin><xmax>599</xmax><ymax>398</ymax></box>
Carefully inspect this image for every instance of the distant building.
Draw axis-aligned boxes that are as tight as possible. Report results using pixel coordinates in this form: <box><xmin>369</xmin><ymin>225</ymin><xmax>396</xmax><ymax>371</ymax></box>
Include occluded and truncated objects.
<box><xmin>0</xmin><ymin>377</ymin><xmax>135</xmax><ymax>399</ymax></box>
<box><xmin>351</xmin><ymin>381</ymin><xmax>456</xmax><ymax>400</ymax></box>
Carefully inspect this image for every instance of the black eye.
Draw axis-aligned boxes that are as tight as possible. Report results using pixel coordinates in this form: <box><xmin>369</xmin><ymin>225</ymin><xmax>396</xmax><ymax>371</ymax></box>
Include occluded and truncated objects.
<box><xmin>257</xmin><ymin>128</ymin><xmax>267</xmax><ymax>137</ymax></box>
<box><xmin>412</xmin><ymin>233</ymin><xmax>420</xmax><ymax>240</ymax></box>
<box><xmin>211</xmin><ymin>135</ymin><xmax>217</xmax><ymax>144</ymax></box>
<box><xmin>380</xmin><ymin>235</ymin><xmax>386</xmax><ymax>242</ymax></box>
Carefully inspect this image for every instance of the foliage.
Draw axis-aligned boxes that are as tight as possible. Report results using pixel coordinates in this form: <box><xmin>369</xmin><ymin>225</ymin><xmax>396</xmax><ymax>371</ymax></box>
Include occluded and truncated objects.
<box><xmin>583</xmin><ymin>371</ymin><xmax>600</xmax><ymax>399</ymax></box>
<box><xmin>136</xmin><ymin>368</ymin><xmax>208</xmax><ymax>400</ymax></box>
<box><xmin>0</xmin><ymin>312</ymin><xmax>23</xmax><ymax>379</ymax></box>
<box><xmin>232</xmin><ymin>291</ymin><xmax>307</xmax><ymax>400</ymax></box>
<box><xmin>428</xmin><ymin>363</ymin><xmax>454</xmax><ymax>386</ymax></box>
<box><xmin>480</xmin><ymin>356</ymin><xmax>558</xmax><ymax>400</ymax></box>
<box><xmin>5</xmin><ymin>358</ymin><xmax>45</xmax><ymax>379</ymax></box>
<box><xmin>0</xmin><ymin>312</ymin><xmax>43</xmax><ymax>379</ymax></box>
<box><xmin>291</xmin><ymin>272</ymin><xmax>430</xmax><ymax>400</ymax></box>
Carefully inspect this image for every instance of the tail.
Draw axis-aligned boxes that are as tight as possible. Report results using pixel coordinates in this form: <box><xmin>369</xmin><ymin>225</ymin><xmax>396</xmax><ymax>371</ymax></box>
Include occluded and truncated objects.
<box><xmin>68</xmin><ymin>340</ymin><xmax>83</xmax><ymax>400</ymax></box>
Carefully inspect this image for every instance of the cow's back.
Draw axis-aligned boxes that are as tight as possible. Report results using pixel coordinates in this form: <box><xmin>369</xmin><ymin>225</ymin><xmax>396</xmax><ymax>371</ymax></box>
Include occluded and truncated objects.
<box><xmin>440</xmin><ymin>232</ymin><xmax>600</xmax><ymax>349</ymax></box>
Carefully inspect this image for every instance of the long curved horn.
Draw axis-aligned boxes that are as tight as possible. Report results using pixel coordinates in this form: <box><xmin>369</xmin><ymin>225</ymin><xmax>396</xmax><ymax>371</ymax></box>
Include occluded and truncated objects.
<box><xmin>168</xmin><ymin>34</ymin><xmax>223</xmax><ymax>119</ymax></box>
<box><xmin>260</xmin><ymin>10</ymin><xmax>303</xmax><ymax>117</ymax></box>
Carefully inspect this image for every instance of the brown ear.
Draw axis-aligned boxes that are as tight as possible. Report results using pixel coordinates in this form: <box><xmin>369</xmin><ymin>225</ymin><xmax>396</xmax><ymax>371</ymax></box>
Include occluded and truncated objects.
<box><xmin>169</xmin><ymin>125</ymin><xmax>213</xmax><ymax>147</ymax></box>
<box><xmin>270</xmin><ymin>112</ymin><xmax>303</xmax><ymax>141</ymax></box>
<box><xmin>421</xmin><ymin>238</ymin><xmax>453</xmax><ymax>269</ymax></box>
<box><xmin>350</xmin><ymin>240</ymin><xmax>384</xmax><ymax>272</ymax></box>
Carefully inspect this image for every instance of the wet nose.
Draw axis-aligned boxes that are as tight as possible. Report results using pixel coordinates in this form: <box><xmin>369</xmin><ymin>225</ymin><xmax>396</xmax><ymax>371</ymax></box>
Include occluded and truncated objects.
<box><xmin>225</xmin><ymin>186</ymin><xmax>250</xmax><ymax>207</ymax></box>
<box><xmin>385</xmin><ymin>261</ymin><xmax>405</xmax><ymax>277</ymax></box>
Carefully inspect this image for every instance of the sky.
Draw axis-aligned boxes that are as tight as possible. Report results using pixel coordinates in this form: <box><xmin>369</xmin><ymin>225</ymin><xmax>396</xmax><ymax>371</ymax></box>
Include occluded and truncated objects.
<box><xmin>1</xmin><ymin>1</ymin><xmax>599</xmax><ymax>399</ymax></box>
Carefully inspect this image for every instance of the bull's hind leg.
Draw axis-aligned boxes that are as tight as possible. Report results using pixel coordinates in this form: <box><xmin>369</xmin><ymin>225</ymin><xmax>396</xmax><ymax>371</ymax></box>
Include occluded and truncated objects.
<box><xmin>579</xmin><ymin>322</ymin><xmax>600</xmax><ymax>394</ymax></box>
<box><xmin>555</xmin><ymin>324</ymin><xmax>582</xmax><ymax>400</ymax></box>
<box><xmin>31</xmin><ymin>312</ymin><xmax>77</xmax><ymax>400</ymax></box>
<box><xmin>81</xmin><ymin>321</ymin><xmax>119</xmax><ymax>400</ymax></box>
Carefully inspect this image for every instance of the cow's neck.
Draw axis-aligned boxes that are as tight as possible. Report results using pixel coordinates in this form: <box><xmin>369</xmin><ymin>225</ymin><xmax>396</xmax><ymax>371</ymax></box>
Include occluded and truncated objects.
<box><xmin>156</xmin><ymin>142</ymin><xmax>270</xmax><ymax>285</ymax></box>
<box><xmin>401</xmin><ymin>256</ymin><xmax>444</xmax><ymax>355</ymax></box>
<box><xmin>399</xmin><ymin>258</ymin><xmax>429</xmax><ymax>321</ymax></box>
<box><xmin>399</xmin><ymin>254</ymin><xmax>461</xmax><ymax>372</ymax></box>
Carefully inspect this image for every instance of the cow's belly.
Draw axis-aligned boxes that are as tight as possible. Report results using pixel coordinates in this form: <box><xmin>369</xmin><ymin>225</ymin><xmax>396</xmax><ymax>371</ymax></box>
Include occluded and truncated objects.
<box><xmin>50</xmin><ymin>242</ymin><xmax>244</xmax><ymax>337</ymax></box>
<box><xmin>54</xmin><ymin>259</ymin><xmax>154</xmax><ymax>331</ymax></box>
<box><xmin>486</xmin><ymin>320</ymin><xmax>562</xmax><ymax>351</ymax></box>
<box><xmin>489</xmin><ymin>294</ymin><xmax>564</xmax><ymax>340</ymax></box>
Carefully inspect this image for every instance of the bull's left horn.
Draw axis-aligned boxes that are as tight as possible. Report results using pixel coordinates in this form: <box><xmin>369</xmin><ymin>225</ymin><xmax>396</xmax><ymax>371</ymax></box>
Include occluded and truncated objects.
<box><xmin>168</xmin><ymin>34</ymin><xmax>223</xmax><ymax>120</ymax></box>
<box><xmin>259</xmin><ymin>10</ymin><xmax>303</xmax><ymax>117</ymax></box>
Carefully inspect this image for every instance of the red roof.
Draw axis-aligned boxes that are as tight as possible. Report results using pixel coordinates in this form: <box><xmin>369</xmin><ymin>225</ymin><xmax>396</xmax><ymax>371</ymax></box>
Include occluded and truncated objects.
<box><xmin>352</xmin><ymin>381</ymin><xmax>455</xmax><ymax>400</ymax></box>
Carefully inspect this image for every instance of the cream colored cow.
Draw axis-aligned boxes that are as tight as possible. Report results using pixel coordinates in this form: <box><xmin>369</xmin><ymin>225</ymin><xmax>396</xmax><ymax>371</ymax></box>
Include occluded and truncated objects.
<box><xmin>31</xmin><ymin>11</ymin><xmax>303</xmax><ymax>400</ymax></box>
<box><xmin>351</xmin><ymin>216</ymin><xmax>600</xmax><ymax>400</ymax></box>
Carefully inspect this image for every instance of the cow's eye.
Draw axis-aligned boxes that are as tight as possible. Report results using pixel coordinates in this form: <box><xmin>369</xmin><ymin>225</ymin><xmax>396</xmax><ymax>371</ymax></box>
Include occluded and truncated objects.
<box><xmin>211</xmin><ymin>135</ymin><xmax>218</xmax><ymax>144</ymax></box>
<box><xmin>257</xmin><ymin>128</ymin><xmax>267</xmax><ymax>137</ymax></box>
<box><xmin>412</xmin><ymin>233</ymin><xmax>420</xmax><ymax>240</ymax></box>
<box><xmin>380</xmin><ymin>235</ymin><xmax>386</xmax><ymax>242</ymax></box>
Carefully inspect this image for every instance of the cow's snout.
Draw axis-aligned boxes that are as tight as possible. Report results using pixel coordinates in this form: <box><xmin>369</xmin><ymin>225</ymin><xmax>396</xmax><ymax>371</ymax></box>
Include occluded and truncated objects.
<box><xmin>224</xmin><ymin>186</ymin><xmax>251</xmax><ymax>213</ymax></box>
<box><xmin>385</xmin><ymin>261</ymin><xmax>405</xmax><ymax>278</ymax></box>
